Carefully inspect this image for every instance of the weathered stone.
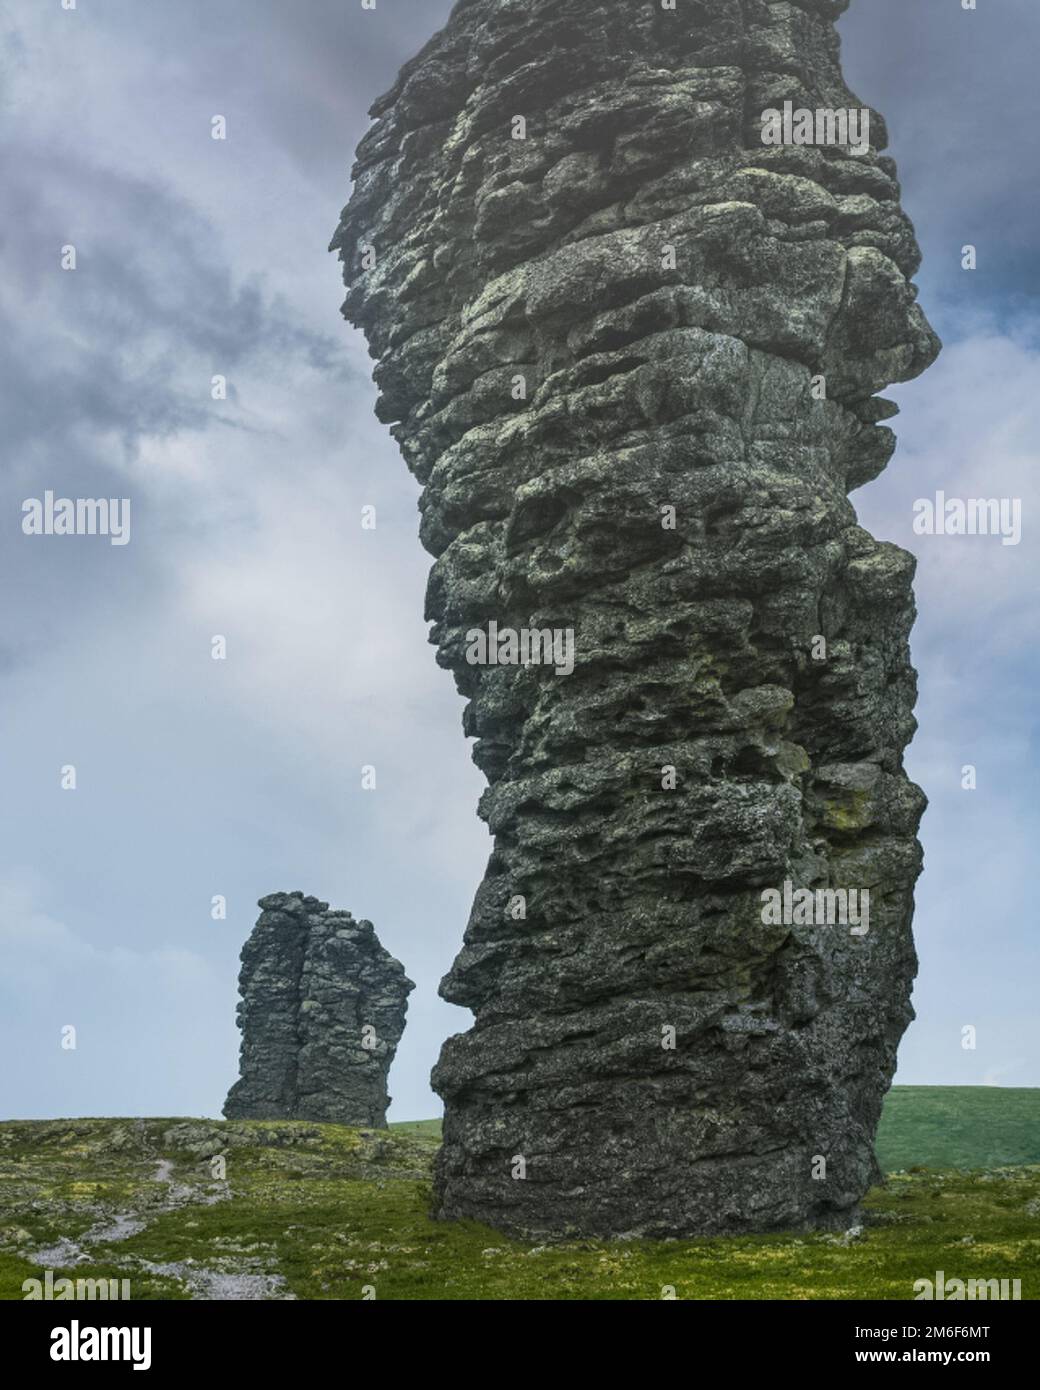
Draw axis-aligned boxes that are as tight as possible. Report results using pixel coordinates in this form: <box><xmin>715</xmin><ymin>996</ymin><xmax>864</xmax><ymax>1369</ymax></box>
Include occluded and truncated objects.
<box><xmin>223</xmin><ymin>894</ymin><xmax>414</xmax><ymax>1129</ymax></box>
<box><xmin>331</xmin><ymin>0</ymin><xmax>939</xmax><ymax>1238</ymax></box>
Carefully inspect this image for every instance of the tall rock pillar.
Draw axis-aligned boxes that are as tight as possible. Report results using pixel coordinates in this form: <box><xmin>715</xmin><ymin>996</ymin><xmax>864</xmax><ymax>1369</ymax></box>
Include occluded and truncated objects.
<box><xmin>332</xmin><ymin>0</ymin><xmax>939</xmax><ymax>1236</ymax></box>
<box><xmin>224</xmin><ymin>893</ymin><xmax>414</xmax><ymax>1129</ymax></box>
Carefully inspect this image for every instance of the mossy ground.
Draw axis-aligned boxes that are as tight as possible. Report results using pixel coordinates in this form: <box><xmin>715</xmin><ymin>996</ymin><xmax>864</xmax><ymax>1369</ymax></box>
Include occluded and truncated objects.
<box><xmin>2</xmin><ymin>1088</ymin><xmax>1038</xmax><ymax>1300</ymax></box>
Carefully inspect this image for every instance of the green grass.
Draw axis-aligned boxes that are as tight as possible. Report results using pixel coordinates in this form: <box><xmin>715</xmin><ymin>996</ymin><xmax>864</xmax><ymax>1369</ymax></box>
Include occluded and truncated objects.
<box><xmin>1</xmin><ymin>1089</ymin><xmax>1037</xmax><ymax>1301</ymax></box>
<box><xmin>389</xmin><ymin>1119</ymin><xmax>443</xmax><ymax>1142</ymax></box>
<box><xmin>876</xmin><ymin>1087</ymin><xmax>1040</xmax><ymax>1172</ymax></box>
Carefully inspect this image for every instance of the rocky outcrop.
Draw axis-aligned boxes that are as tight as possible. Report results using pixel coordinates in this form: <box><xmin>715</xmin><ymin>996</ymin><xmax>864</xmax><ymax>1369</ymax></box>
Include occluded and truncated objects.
<box><xmin>331</xmin><ymin>0</ymin><xmax>939</xmax><ymax>1237</ymax></box>
<box><xmin>223</xmin><ymin>894</ymin><xmax>414</xmax><ymax>1129</ymax></box>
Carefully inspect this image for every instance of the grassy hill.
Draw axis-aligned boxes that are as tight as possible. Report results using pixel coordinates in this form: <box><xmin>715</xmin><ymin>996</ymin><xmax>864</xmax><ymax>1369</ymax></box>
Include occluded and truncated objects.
<box><xmin>0</xmin><ymin>1087</ymin><xmax>1036</xmax><ymax>1301</ymax></box>
<box><xmin>876</xmin><ymin>1087</ymin><xmax>1040</xmax><ymax>1172</ymax></box>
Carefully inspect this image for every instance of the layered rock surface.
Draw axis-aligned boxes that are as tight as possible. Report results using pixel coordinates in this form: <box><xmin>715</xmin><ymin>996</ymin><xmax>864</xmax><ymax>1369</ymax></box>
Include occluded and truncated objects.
<box><xmin>331</xmin><ymin>0</ymin><xmax>939</xmax><ymax>1236</ymax></box>
<box><xmin>223</xmin><ymin>894</ymin><xmax>414</xmax><ymax>1129</ymax></box>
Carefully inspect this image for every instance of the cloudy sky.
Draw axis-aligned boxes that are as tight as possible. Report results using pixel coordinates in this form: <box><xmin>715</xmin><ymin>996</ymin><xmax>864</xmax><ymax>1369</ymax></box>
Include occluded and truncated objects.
<box><xmin>1</xmin><ymin>0</ymin><xmax>1036</xmax><ymax>1123</ymax></box>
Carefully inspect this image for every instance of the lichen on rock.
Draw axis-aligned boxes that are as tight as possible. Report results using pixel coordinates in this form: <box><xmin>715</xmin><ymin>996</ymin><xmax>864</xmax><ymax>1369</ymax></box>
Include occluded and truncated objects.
<box><xmin>331</xmin><ymin>0</ymin><xmax>940</xmax><ymax>1238</ymax></box>
<box><xmin>224</xmin><ymin>893</ymin><xmax>414</xmax><ymax>1129</ymax></box>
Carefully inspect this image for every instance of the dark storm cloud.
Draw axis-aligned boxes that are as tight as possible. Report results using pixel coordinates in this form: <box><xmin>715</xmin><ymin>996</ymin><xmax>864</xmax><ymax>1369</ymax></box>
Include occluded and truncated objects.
<box><xmin>0</xmin><ymin>131</ymin><xmax>347</xmax><ymax>665</ymax></box>
<box><xmin>840</xmin><ymin>0</ymin><xmax>1040</xmax><ymax>313</ymax></box>
<box><xmin>40</xmin><ymin>0</ymin><xmax>457</xmax><ymax>187</ymax></box>
<box><xmin>1</xmin><ymin>149</ymin><xmax>341</xmax><ymax>462</ymax></box>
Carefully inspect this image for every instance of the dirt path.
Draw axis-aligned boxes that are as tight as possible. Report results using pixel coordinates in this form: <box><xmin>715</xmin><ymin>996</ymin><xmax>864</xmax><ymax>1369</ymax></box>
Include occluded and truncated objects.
<box><xmin>27</xmin><ymin>1157</ymin><xmax>291</xmax><ymax>1300</ymax></box>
